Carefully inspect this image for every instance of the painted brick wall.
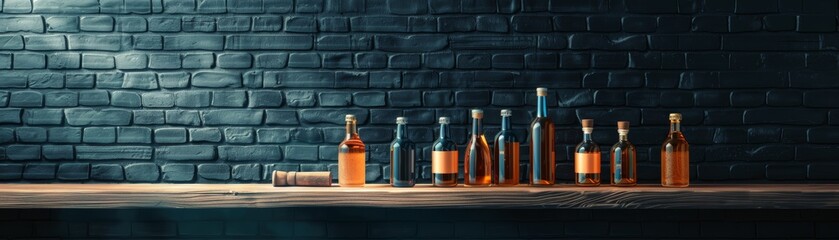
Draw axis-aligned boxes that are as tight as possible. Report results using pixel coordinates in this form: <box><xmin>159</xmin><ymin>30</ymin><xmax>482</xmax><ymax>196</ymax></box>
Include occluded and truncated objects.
<box><xmin>0</xmin><ymin>0</ymin><xmax>838</xmax><ymax>183</ymax></box>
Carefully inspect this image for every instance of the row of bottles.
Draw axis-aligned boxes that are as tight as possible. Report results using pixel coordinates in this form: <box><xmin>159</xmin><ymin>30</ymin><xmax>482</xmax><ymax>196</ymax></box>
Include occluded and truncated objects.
<box><xmin>337</xmin><ymin>88</ymin><xmax>690</xmax><ymax>188</ymax></box>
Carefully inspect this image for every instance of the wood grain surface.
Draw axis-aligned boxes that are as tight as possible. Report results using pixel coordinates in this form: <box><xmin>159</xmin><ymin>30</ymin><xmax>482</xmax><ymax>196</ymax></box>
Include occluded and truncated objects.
<box><xmin>0</xmin><ymin>184</ymin><xmax>837</xmax><ymax>209</ymax></box>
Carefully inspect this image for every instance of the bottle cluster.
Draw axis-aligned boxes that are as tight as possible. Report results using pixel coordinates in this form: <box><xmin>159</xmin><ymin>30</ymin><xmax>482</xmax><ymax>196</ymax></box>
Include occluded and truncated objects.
<box><xmin>337</xmin><ymin>88</ymin><xmax>690</xmax><ymax>188</ymax></box>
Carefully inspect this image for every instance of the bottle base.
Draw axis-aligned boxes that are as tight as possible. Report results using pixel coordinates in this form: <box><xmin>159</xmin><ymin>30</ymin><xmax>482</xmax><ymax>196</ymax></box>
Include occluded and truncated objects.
<box><xmin>433</xmin><ymin>184</ymin><xmax>458</xmax><ymax>187</ymax></box>
<box><xmin>575</xmin><ymin>183</ymin><xmax>601</xmax><ymax>187</ymax></box>
<box><xmin>339</xmin><ymin>184</ymin><xmax>365</xmax><ymax>187</ymax></box>
<box><xmin>662</xmin><ymin>184</ymin><xmax>689</xmax><ymax>188</ymax></box>
<box><xmin>611</xmin><ymin>183</ymin><xmax>637</xmax><ymax>187</ymax></box>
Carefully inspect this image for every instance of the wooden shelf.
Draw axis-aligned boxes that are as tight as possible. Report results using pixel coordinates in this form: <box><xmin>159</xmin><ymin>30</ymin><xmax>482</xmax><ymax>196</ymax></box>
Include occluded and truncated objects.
<box><xmin>1</xmin><ymin>184</ymin><xmax>837</xmax><ymax>209</ymax></box>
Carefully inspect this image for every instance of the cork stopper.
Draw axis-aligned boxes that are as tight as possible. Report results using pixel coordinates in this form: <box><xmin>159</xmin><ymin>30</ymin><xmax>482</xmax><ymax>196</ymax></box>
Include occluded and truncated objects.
<box><xmin>500</xmin><ymin>109</ymin><xmax>512</xmax><ymax>117</ymax></box>
<box><xmin>345</xmin><ymin>114</ymin><xmax>356</xmax><ymax>122</ymax></box>
<box><xmin>471</xmin><ymin>109</ymin><xmax>484</xmax><ymax>119</ymax></box>
<box><xmin>396</xmin><ymin>117</ymin><xmax>407</xmax><ymax>124</ymax></box>
<box><xmin>536</xmin><ymin>87</ymin><xmax>548</xmax><ymax>96</ymax></box>
<box><xmin>438</xmin><ymin>117</ymin><xmax>450</xmax><ymax>124</ymax></box>
<box><xmin>617</xmin><ymin>121</ymin><xmax>629</xmax><ymax>130</ymax></box>
<box><xmin>581</xmin><ymin>119</ymin><xmax>594</xmax><ymax>128</ymax></box>
<box><xmin>669</xmin><ymin>113</ymin><xmax>682</xmax><ymax>121</ymax></box>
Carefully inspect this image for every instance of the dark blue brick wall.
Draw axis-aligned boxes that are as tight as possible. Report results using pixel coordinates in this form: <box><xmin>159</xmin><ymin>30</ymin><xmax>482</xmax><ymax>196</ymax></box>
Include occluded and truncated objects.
<box><xmin>1</xmin><ymin>0</ymin><xmax>838</xmax><ymax>183</ymax></box>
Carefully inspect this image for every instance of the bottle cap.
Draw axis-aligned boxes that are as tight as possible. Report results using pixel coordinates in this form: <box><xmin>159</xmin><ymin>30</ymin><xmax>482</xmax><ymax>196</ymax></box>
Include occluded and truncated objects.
<box><xmin>471</xmin><ymin>109</ymin><xmax>484</xmax><ymax>119</ymax></box>
<box><xmin>617</xmin><ymin>121</ymin><xmax>629</xmax><ymax>130</ymax></box>
<box><xmin>500</xmin><ymin>109</ymin><xmax>512</xmax><ymax>117</ymax></box>
<box><xmin>536</xmin><ymin>87</ymin><xmax>548</xmax><ymax>96</ymax></box>
<box><xmin>345</xmin><ymin>114</ymin><xmax>356</xmax><ymax>122</ymax></box>
<box><xmin>581</xmin><ymin>119</ymin><xmax>594</xmax><ymax>128</ymax></box>
<box><xmin>438</xmin><ymin>117</ymin><xmax>450</xmax><ymax>124</ymax></box>
<box><xmin>669</xmin><ymin>113</ymin><xmax>682</xmax><ymax>121</ymax></box>
<box><xmin>396</xmin><ymin>117</ymin><xmax>407</xmax><ymax>124</ymax></box>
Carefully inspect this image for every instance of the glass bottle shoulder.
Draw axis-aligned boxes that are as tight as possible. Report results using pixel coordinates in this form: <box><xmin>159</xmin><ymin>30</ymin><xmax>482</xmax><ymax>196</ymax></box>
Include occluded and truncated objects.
<box><xmin>575</xmin><ymin>141</ymin><xmax>600</xmax><ymax>153</ymax></box>
<box><xmin>611</xmin><ymin>140</ymin><xmax>635</xmax><ymax>152</ymax></box>
<box><xmin>494</xmin><ymin>131</ymin><xmax>518</xmax><ymax>143</ymax></box>
<box><xmin>432</xmin><ymin>138</ymin><xmax>457</xmax><ymax>151</ymax></box>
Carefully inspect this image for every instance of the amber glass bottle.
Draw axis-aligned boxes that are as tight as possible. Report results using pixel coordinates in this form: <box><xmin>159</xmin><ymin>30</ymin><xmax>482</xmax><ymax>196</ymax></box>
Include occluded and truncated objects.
<box><xmin>390</xmin><ymin>117</ymin><xmax>415</xmax><ymax>187</ymax></box>
<box><xmin>492</xmin><ymin>109</ymin><xmax>519</xmax><ymax>186</ymax></box>
<box><xmin>610</xmin><ymin>121</ymin><xmax>637</xmax><ymax>186</ymax></box>
<box><xmin>338</xmin><ymin>114</ymin><xmax>365</xmax><ymax>187</ymax></box>
<box><xmin>464</xmin><ymin>109</ymin><xmax>491</xmax><ymax>186</ymax></box>
<box><xmin>529</xmin><ymin>88</ymin><xmax>555</xmax><ymax>186</ymax></box>
<box><xmin>661</xmin><ymin>113</ymin><xmax>689</xmax><ymax>187</ymax></box>
<box><xmin>575</xmin><ymin>119</ymin><xmax>601</xmax><ymax>186</ymax></box>
<box><xmin>432</xmin><ymin>117</ymin><xmax>458</xmax><ymax>187</ymax></box>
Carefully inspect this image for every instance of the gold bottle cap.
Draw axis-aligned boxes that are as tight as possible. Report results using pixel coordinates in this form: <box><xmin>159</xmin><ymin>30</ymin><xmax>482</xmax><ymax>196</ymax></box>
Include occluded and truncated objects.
<box><xmin>500</xmin><ymin>109</ymin><xmax>512</xmax><ymax>117</ymax></box>
<box><xmin>669</xmin><ymin>113</ymin><xmax>682</xmax><ymax>121</ymax></box>
<box><xmin>617</xmin><ymin>121</ymin><xmax>629</xmax><ymax>130</ymax></box>
<box><xmin>396</xmin><ymin>117</ymin><xmax>407</xmax><ymax>125</ymax></box>
<box><xmin>438</xmin><ymin>117</ymin><xmax>450</xmax><ymax>124</ymax></box>
<box><xmin>345</xmin><ymin>114</ymin><xmax>356</xmax><ymax>122</ymax></box>
<box><xmin>536</xmin><ymin>87</ymin><xmax>548</xmax><ymax>96</ymax></box>
<box><xmin>471</xmin><ymin>109</ymin><xmax>484</xmax><ymax>119</ymax></box>
<box><xmin>581</xmin><ymin>119</ymin><xmax>594</xmax><ymax>128</ymax></box>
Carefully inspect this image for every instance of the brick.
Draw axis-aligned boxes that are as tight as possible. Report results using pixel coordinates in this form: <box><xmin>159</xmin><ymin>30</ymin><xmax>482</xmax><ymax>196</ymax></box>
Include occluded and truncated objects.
<box><xmin>13</xmin><ymin>53</ymin><xmax>44</xmax><ymax>69</ymax></box>
<box><xmin>7</xmin><ymin>145</ymin><xmax>39</xmax><ymax>160</ymax></box>
<box><xmin>9</xmin><ymin>91</ymin><xmax>42</xmax><ymax>107</ymax></box>
<box><xmin>232</xmin><ymin>164</ymin><xmax>261</xmax><ymax>181</ymax></box>
<box><xmin>451</xmin><ymin>35</ymin><xmax>533</xmax><ymax>50</ymax></box>
<box><xmin>133</xmin><ymin>110</ymin><xmax>164</xmax><ymax>125</ymax></box>
<box><xmin>253</xmin><ymin>16</ymin><xmax>282</xmax><ymax>31</ymax></box>
<box><xmin>439</xmin><ymin>16</ymin><xmax>475</xmax><ymax>32</ymax></box>
<box><xmin>189</xmin><ymin>128</ymin><xmax>222</xmax><ymax>142</ymax></box>
<box><xmin>116</xmin><ymin>17</ymin><xmax>147</xmax><ymax>32</ymax></box>
<box><xmin>165</xmin><ymin>110</ymin><xmax>201</xmax><ymax>126</ymax></box>
<box><xmin>16</xmin><ymin>127</ymin><xmax>46</xmax><ymax>143</ymax></box>
<box><xmin>0</xmin><ymin>164</ymin><xmax>23</xmax><ymax>180</ymax></box>
<box><xmin>82</xmin><ymin>54</ymin><xmax>115</xmax><ymax>69</ymax></box>
<box><xmin>156</xmin><ymin>145</ymin><xmax>215</xmax><ymax>161</ymax></box>
<box><xmin>318</xmin><ymin>91</ymin><xmax>351</xmax><ymax>107</ymax></box>
<box><xmin>24</xmin><ymin>163</ymin><xmax>55</xmax><ymax>179</ymax></box>
<box><xmin>115</xmin><ymin>53</ymin><xmax>147</xmax><ymax>70</ymax></box>
<box><xmin>125</xmin><ymin>163</ymin><xmax>159</xmax><ymax>182</ymax></box>
<box><xmin>47</xmin><ymin>53</ymin><xmax>80</xmax><ymax>69</ymax></box>
<box><xmin>768</xmin><ymin>90</ymin><xmax>802</xmax><ymax>106</ymax></box>
<box><xmin>79</xmin><ymin>16</ymin><xmax>114</xmax><ymax>32</ymax></box>
<box><xmin>375</xmin><ymin>35</ymin><xmax>447</xmax><ymax>52</ymax></box>
<box><xmin>202</xmin><ymin>110</ymin><xmax>264</xmax><ymax>126</ymax></box>
<box><xmin>117</xmin><ymin>127</ymin><xmax>151</xmax><ymax>143</ymax></box>
<box><xmin>726</xmin><ymin>34</ymin><xmax>819</xmax><ymax>51</ymax></box>
<box><xmin>477</xmin><ymin>16</ymin><xmax>508</xmax><ymax>32</ymax></box>
<box><xmin>173</xmin><ymin>91</ymin><xmax>210</xmax><ymax>108</ymax></box>
<box><xmin>324</xmin><ymin>53</ymin><xmax>354</xmax><ymax>68</ymax></box>
<box><xmin>148</xmin><ymin>17</ymin><xmax>181</xmax><ymax>32</ymax></box>
<box><xmin>57</xmin><ymin>163</ymin><xmax>89</xmax><ymax>180</ymax></box>
<box><xmin>350</xmin><ymin>16</ymin><xmax>407</xmax><ymax>32</ymax></box>
<box><xmin>164</xmin><ymin>35</ymin><xmax>222</xmax><ymax>50</ymax></box>
<box><xmin>154</xmin><ymin>128</ymin><xmax>187</xmax><ymax>143</ymax></box>
<box><xmin>353</xmin><ymin>91</ymin><xmax>386</xmax><ymax>107</ymax></box>
<box><xmin>224</xmin><ymin>127</ymin><xmax>254</xmax><ymax>143</ymax></box>
<box><xmin>192</xmin><ymin>71</ymin><xmax>241</xmax><ymax>88</ymax></box>
<box><xmin>219</xmin><ymin>146</ymin><xmax>281</xmax><ymax>161</ymax></box>
<box><xmin>158</xmin><ymin>72</ymin><xmax>191</xmax><ymax>88</ymax></box>
<box><xmin>148</xmin><ymin>53</ymin><xmax>181</xmax><ymax>69</ymax></box>
<box><xmin>141</xmin><ymin>92</ymin><xmax>173</xmax><ymax>108</ymax></box>
<box><xmin>43</xmin><ymin>144</ymin><xmax>74</xmax><ymax>160</ymax></box>
<box><xmin>592</xmin><ymin>52</ymin><xmax>628</xmax><ymax>68</ymax></box>
<box><xmin>288</xmin><ymin>53</ymin><xmax>320</xmax><ymax>68</ymax></box>
<box><xmin>48</xmin><ymin>127</ymin><xmax>81</xmax><ymax>143</ymax></box>
<box><xmin>0</xmin><ymin>16</ymin><xmax>43</xmax><ymax>33</ymax></box>
<box><xmin>27</xmin><ymin>73</ymin><xmax>62</xmax><ymax>89</ymax></box>
<box><xmin>83</xmin><ymin>127</ymin><xmax>116</xmax><ymax>143</ymax></box>
<box><xmin>225</xmin><ymin>35</ymin><xmax>312</xmax><ymax>50</ymax></box>
<box><xmin>161</xmin><ymin>164</ymin><xmax>194</xmax><ymax>182</ymax></box>
<box><xmin>91</xmin><ymin>164</ymin><xmax>124</xmax><ymax>181</ymax></box>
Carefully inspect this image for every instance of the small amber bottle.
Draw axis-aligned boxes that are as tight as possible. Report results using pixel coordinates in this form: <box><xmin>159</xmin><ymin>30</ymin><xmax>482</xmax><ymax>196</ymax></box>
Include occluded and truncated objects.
<box><xmin>492</xmin><ymin>109</ymin><xmax>519</xmax><ymax>186</ymax></box>
<box><xmin>574</xmin><ymin>119</ymin><xmax>601</xmax><ymax>186</ymax></box>
<box><xmin>432</xmin><ymin>117</ymin><xmax>458</xmax><ymax>187</ymax></box>
<box><xmin>610</xmin><ymin>121</ymin><xmax>637</xmax><ymax>186</ymax></box>
<box><xmin>338</xmin><ymin>114</ymin><xmax>365</xmax><ymax>187</ymax></box>
<box><xmin>464</xmin><ymin>109</ymin><xmax>491</xmax><ymax>186</ymax></box>
<box><xmin>661</xmin><ymin>113</ymin><xmax>689</xmax><ymax>187</ymax></box>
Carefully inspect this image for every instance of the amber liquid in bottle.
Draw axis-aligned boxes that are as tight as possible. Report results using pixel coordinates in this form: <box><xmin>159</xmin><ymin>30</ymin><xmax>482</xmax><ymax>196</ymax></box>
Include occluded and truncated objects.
<box><xmin>464</xmin><ymin>109</ymin><xmax>491</xmax><ymax>186</ymax></box>
<box><xmin>575</xmin><ymin>119</ymin><xmax>601</xmax><ymax>186</ymax></box>
<box><xmin>338</xmin><ymin>114</ymin><xmax>365</xmax><ymax>187</ymax></box>
<box><xmin>390</xmin><ymin>117</ymin><xmax>415</xmax><ymax>187</ymax></box>
<box><xmin>610</xmin><ymin>121</ymin><xmax>637</xmax><ymax>186</ymax></box>
<box><xmin>530</xmin><ymin>88</ymin><xmax>555</xmax><ymax>186</ymax></box>
<box><xmin>492</xmin><ymin>109</ymin><xmax>520</xmax><ymax>186</ymax></box>
<box><xmin>432</xmin><ymin>117</ymin><xmax>458</xmax><ymax>187</ymax></box>
<box><xmin>661</xmin><ymin>113</ymin><xmax>689</xmax><ymax>187</ymax></box>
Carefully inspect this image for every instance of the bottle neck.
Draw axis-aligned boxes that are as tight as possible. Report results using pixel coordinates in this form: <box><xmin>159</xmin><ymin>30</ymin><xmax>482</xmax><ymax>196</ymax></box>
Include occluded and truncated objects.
<box><xmin>536</xmin><ymin>96</ymin><xmax>548</xmax><ymax>117</ymax></box>
<box><xmin>582</xmin><ymin>128</ymin><xmax>593</xmax><ymax>142</ymax></box>
<box><xmin>471</xmin><ymin>118</ymin><xmax>483</xmax><ymax>135</ymax></box>
<box><xmin>396</xmin><ymin>124</ymin><xmax>407</xmax><ymax>139</ymax></box>
<box><xmin>439</xmin><ymin>123</ymin><xmax>450</xmax><ymax>139</ymax></box>
<box><xmin>500</xmin><ymin>116</ymin><xmax>511</xmax><ymax>131</ymax></box>
<box><xmin>670</xmin><ymin>121</ymin><xmax>681</xmax><ymax>133</ymax></box>
<box><xmin>618</xmin><ymin>130</ymin><xmax>628</xmax><ymax>141</ymax></box>
<box><xmin>345</xmin><ymin>121</ymin><xmax>358</xmax><ymax>139</ymax></box>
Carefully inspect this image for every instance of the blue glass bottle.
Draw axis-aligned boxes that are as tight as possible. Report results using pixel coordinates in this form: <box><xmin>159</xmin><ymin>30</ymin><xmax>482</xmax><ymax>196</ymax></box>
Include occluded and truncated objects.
<box><xmin>390</xmin><ymin>117</ymin><xmax>415</xmax><ymax>187</ymax></box>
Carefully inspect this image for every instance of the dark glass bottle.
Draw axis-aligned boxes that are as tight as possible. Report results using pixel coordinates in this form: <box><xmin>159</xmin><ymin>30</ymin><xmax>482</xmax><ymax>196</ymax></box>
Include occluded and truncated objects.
<box><xmin>464</xmin><ymin>109</ymin><xmax>491</xmax><ymax>186</ymax></box>
<box><xmin>530</xmin><ymin>88</ymin><xmax>555</xmax><ymax>186</ymax></box>
<box><xmin>492</xmin><ymin>109</ymin><xmax>519</xmax><ymax>186</ymax></box>
<box><xmin>662</xmin><ymin>113</ymin><xmax>689</xmax><ymax>187</ymax></box>
<box><xmin>575</xmin><ymin>119</ymin><xmax>601</xmax><ymax>186</ymax></box>
<box><xmin>432</xmin><ymin>117</ymin><xmax>458</xmax><ymax>187</ymax></box>
<box><xmin>338</xmin><ymin>114</ymin><xmax>365</xmax><ymax>187</ymax></box>
<box><xmin>390</xmin><ymin>117</ymin><xmax>415</xmax><ymax>187</ymax></box>
<box><xmin>610</xmin><ymin>121</ymin><xmax>636</xmax><ymax>186</ymax></box>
